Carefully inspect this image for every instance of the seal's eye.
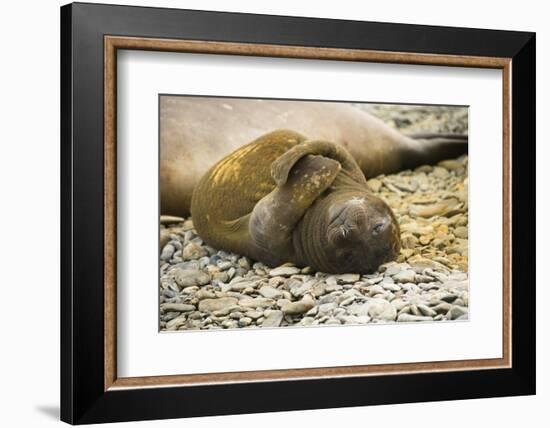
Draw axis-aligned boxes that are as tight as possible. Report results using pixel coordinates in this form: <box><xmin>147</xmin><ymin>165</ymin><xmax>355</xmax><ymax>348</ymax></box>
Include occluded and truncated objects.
<box><xmin>372</xmin><ymin>222</ymin><xmax>386</xmax><ymax>235</ymax></box>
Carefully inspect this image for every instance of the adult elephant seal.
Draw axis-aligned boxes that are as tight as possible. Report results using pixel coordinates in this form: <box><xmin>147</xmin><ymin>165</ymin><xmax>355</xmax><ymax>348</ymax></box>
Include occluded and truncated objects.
<box><xmin>161</xmin><ymin>97</ymin><xmax>467</xmax><ymax>217</ymax></box>
<box><xmin>191</xmin><ymin>130</ymin><xmax>401</xmax><ymax>274</ymax></box>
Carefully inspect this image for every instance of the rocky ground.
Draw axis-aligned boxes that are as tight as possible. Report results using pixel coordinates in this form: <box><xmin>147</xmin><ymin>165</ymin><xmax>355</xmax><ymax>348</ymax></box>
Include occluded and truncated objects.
<box><xmin>159</xmin><ymin>104</ymin><xmax>469</xmax><ymax>332</ymax></box>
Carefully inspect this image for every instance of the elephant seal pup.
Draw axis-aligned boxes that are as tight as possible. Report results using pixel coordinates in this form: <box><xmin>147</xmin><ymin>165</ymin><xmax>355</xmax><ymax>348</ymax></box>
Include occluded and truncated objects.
<box><xmin>161</xmin><ymin>97</ymin><xmax>467</xmax><ymax>216</ymax></box>
<box><xmin>191</xmin><ymin>130</ymin><xmax>401</xmax><ymax>274</ymax></box>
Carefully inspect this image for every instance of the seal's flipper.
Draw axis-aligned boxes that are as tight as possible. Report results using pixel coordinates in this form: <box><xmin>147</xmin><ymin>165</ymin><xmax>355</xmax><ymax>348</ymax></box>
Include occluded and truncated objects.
<box><xmin>249</xmin><ymin>154</ymin><xmax>340</xmax><ymax>263</ymax></box>
<box><xmin>403</xmin><ymin>133</ymin><xmax>468</xmax><ymax>169</ymax></box>
<box><xmin>271</xmin><ymin>140</ymin><xmax>359</xmax><ymax>187</ymax></box>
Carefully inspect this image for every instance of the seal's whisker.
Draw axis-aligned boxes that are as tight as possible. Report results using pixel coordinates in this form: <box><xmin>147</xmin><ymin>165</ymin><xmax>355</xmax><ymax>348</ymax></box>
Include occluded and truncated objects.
<box><xmin>341</xmin><ymin>226</ymin><xmax>348</xmax><ymax>238</ymax></box>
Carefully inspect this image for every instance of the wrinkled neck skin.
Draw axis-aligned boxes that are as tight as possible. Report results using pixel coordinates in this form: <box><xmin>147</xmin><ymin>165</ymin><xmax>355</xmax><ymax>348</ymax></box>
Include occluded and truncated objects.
<box><xmin>292</xmin><ymin>179</ymin><xmax>400</xmax><ymax>274</ymax></box>
<box><xmin>292</xmin><ymin>191</ymin><xmax>340</xmax><ymax>272</ymax></box>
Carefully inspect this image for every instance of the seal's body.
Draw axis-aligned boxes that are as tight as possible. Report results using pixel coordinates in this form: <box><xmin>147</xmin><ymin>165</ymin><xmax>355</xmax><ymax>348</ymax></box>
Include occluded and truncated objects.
<box><xmin>161</xmin><ymin>97</ymin><xmax>467</xmax><ymax>217</ymax></box>
<box><xmin>191</xmin><ymin>130</ymin><xmax>400</xmax><ymax>274</ymax></box>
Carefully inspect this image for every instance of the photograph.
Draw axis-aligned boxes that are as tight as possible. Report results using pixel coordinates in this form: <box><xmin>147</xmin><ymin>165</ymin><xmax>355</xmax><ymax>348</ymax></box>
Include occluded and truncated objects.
<box><xmin>159</xmin><ymin>96</ymin><xmax>469</xmax><ymax>331</ymax></box>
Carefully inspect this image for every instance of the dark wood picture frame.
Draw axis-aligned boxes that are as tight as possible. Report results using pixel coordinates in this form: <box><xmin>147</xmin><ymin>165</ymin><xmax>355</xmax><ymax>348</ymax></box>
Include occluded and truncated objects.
<box><xmin>61</xmin><ymin>2</ymin><xmax>536</xmax><ymax>424</ymax></box>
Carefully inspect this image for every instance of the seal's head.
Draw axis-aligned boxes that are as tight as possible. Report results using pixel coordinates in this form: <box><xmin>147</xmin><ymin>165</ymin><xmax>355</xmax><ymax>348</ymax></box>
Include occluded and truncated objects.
<box><xmin>294</xmin><ymin>191</ymin><xmax>400</xmax><ymax>274</ymax></box>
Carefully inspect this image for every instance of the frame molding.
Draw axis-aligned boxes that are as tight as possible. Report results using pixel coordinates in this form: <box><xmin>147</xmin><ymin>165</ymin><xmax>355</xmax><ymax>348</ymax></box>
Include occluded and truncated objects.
<box><xmin>62</xmin><ymin>2</ymin><xmax>535</xmax><ymax>424</ymax></box>
<box><xmin>103</xmin><ymin>35</ymin><xmax>512</xmax><ymax>392</ymax></box>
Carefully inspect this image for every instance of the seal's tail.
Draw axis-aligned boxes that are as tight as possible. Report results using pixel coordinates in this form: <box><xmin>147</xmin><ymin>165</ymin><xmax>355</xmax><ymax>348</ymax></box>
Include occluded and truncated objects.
<box><xmin>405</xmin><ymin>132</ymin><xmax>468</xmax><ymax>168</ymax></box>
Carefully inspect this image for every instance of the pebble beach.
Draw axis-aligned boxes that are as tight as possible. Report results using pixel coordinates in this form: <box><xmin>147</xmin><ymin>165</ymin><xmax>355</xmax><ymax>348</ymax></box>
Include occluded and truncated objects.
<box><xmin>159</xmin><ymin>104</ymin><xmax>469</xmax><ymax>331</ymax></box>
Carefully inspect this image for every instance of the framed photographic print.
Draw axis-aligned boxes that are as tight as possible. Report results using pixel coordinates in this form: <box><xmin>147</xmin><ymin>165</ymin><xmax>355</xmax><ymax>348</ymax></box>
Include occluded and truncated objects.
<box><xmin>60</xmin><ymin>2</ymin><xmax>536</xmax><ymax>424</ymax></box>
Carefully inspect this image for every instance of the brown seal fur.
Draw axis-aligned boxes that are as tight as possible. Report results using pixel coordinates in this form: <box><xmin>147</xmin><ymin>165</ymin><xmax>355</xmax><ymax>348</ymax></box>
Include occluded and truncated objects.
<box><xmin>161</xmin><ymin>97</ymin><xmax>467</xmax><ymax>217</ymax></box>
<box><xmin>191</xmin><ymin>130</ymin><xmax>400</xmax><ymax>274</ymax></box>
